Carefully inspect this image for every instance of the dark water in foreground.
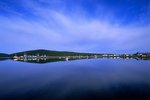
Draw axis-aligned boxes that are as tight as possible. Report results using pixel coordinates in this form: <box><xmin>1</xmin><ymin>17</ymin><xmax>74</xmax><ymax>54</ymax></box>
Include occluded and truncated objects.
<box><xmin>0</xmin><ymin>59</ymin><xmax>150</xmax><ymax>100</ymax></box>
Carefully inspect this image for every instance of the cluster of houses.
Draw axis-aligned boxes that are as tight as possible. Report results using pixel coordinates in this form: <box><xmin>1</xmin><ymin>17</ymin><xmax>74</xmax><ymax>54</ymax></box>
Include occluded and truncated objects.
<box><xmin>13</xmin><ymin>53</ymin><xmax>47</xmax><ymax>61</ymax></box>
<box><xmin>12</xmin><ymin>52</ymin><xmax>150</xmax><ymax>62</ymax></box>
<box><xmin>101</xmin><ymin>54</ymin><xmax>133</xmax><ymax>57</ymax></box>
<box><xmin>135</xmin><ymin>52</ymin><xmax>150</xmax><ymax>58</ymax></box>
<box><xmin>13</xmin><ymin>53</ymin><xmax>100</xmax><ymax>61</ymax></box>
<box><xmin>101</xmin><ymin>53</ymin><xmax>150</xmax><ymax>58</ymax></box>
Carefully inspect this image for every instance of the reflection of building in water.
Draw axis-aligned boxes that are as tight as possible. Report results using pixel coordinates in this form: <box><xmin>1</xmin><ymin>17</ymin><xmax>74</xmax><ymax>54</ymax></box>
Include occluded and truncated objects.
<box><xmin>86</xmin><ymin>56</ymin><xmax>89</xmax><ymax>59</ymax></box>
<box><xmin>24</xmin><ymin>53</ymin><xmax>27</xmax><ymax>62</ymax></box>
<box><xmin>36</xmin><ymin>58</ymin><xmax>39</xmax><ymax>62</ymax></box>
<box><xmin>65</xmin><ymin>57</ymin><xmax>69</xmax><ymax>61</ymax></box>
<box><xmin>11</xmin><ymin>53</ymin><xmax>150</xmax><ymax>64</ymax></box>
<box><xmin>94</xmin><ymin>55</ymin><xmax>97</xmax><ymax>58</ymax></box>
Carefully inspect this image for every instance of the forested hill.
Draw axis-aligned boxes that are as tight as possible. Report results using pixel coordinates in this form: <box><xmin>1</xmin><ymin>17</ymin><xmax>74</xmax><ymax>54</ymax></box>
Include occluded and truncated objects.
<box><xmin>10</xmin><ymin>49</ymin><xmax>102</xmax><ymax>57</ymax></box>
<box><xmin>0</xmin><ymin>53</ymin><xmax>9</xmax><ymax>57</ymax></box>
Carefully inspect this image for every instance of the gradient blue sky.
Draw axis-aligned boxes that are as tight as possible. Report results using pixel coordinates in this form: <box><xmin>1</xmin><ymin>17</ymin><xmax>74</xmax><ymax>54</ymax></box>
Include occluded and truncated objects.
<box><xmin>0</xmin><ymin>0</ymin><xmax>150</xmax><ymax>53</ymax></box>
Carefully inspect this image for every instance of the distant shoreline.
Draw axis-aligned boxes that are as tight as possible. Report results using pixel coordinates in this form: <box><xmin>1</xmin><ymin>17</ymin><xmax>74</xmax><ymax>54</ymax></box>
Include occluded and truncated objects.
<box><xmin>0</xmin><ymin>49</ymin><xmax>150</xmax><ymax>58</ymax></box>
<box><xmin>0</xmin><ymin>49</ymin><xmax>150</xmax><ymax>63</ymax></box>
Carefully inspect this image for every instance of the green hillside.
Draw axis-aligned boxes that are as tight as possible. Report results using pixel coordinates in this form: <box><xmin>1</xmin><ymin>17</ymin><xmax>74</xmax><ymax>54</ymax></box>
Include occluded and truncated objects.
<box><xmin>0</xmin><ymin>53</ymin><xmax>9</xmax><ymax>57</ymax></box>
<box><xmin>10</xmin><ymin>49</ymin><xmax>102</xmax><ymax>57</ymax></box>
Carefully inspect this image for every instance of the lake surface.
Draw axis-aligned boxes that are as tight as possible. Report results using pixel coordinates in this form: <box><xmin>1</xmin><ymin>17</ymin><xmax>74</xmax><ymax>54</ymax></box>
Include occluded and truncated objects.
<box><xmin>0</xmin><ymin>58</ymin><xmax>150</xmax><ymax>100</ymax></box>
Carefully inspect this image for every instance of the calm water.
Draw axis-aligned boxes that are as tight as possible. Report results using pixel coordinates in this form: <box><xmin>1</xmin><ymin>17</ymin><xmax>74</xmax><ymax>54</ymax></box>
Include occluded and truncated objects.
<box><xmin>0</xmin><ymin>58</ymin><xmax>150</xmax><ymax>100</ymax></box>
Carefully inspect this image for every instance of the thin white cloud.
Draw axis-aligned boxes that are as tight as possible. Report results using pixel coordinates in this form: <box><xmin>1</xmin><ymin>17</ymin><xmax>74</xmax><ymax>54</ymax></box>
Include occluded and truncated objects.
<box><xmin>0</xmin><ymin>0</ymin><xmax>150</xmax><ymax>53</ymax></box>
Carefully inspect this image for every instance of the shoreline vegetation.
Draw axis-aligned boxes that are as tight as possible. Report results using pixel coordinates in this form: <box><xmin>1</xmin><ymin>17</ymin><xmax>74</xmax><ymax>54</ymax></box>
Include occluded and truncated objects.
<box><xmin>0</xmin><ymin>49</ymin><xmax>150</xmax><ymax>63</ymax></box>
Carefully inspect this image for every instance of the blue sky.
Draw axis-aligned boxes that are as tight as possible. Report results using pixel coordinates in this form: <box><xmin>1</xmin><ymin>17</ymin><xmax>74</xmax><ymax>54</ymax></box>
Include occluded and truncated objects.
<box><xmin>0</xmin><ymin>0</ymin><xmax>150</xmax><ymax>53</ymax></box>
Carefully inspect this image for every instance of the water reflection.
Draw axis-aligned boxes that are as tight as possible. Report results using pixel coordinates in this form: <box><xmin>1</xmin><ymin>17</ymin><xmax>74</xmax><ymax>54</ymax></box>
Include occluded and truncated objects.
<box><xmin>0</xmin><ymin>56</ymin><xmax>150</xmax><ymax>64</ymax></box>
<box><xmin>0</xmin><ymin>58</ymin><xmax>150</xmax><ymax>100</ymax></box>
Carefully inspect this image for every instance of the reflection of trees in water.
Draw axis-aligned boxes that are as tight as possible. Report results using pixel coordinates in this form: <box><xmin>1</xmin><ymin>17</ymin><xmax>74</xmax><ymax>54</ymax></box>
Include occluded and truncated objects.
<box><xmin>0</xmin><ymin>57</ymin><xmax>10</xmax><ymax>61</ymax></box>
<box><xmin>0</xmin><ymin>56</ymin><xmax>150</xmax><ymax>64</ymax></box>
<box><xmin>13</xmin><ymin>56</ymin><xmax>150</xmax><ymax>64</ymax></box>
<box><xmin>12</xmin><ymin>57</ymin><xmax>90</xmax><ymax>64</ymax></box>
